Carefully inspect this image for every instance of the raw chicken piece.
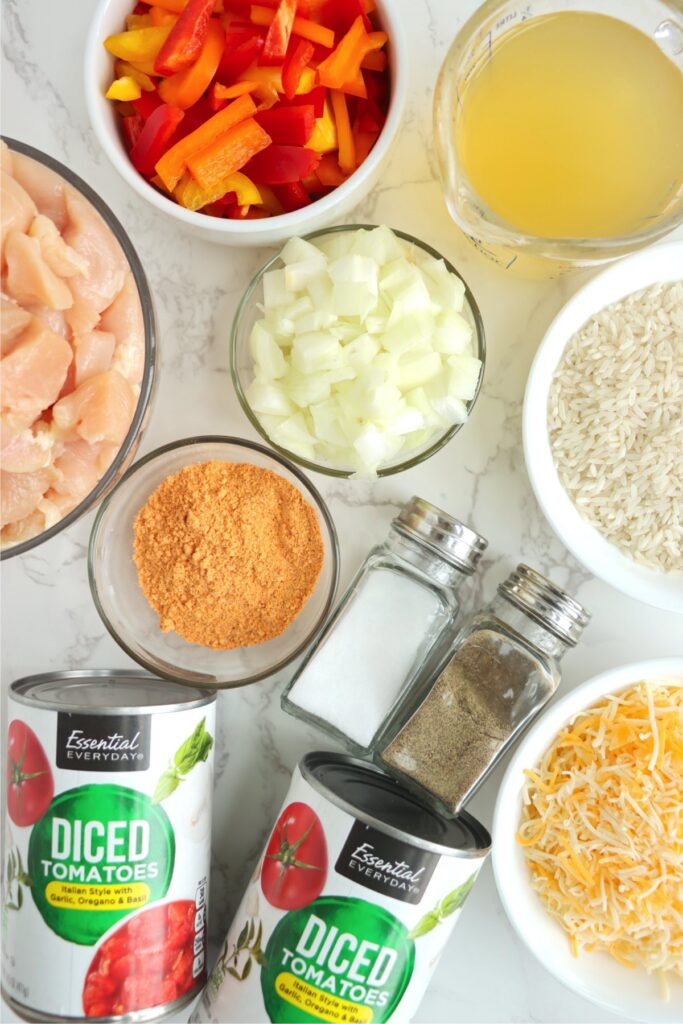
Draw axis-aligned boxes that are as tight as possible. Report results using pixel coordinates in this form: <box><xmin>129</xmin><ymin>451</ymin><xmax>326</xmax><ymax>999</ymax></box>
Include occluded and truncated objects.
<box><xmin>1</xmin><ymin>421</ymin><xmax>54</xmax><ymax>472</ymax></box>
<box><xmin>29</xmin><ymin>215</ymin><xmax>89</xmax><ymax>278</ymax></box>
<box><xmin>1</xmin><ymin>317</ymin><xmax>72</xmax><ymax>436</ymax></box>
<box><xmin>74</xmin><ymin>330</ymin><xmax>116</xmax><ymax>385</ymax></box>
<box><xmin>1</xmin><ymin>468</ymin><xmax>51</xmax><ymax>527</ymax></box>
<box><xmin>63</xmin><ymin>190</ymin><xmax>126</xmax><ymax>334</ymax></box>
<box><xmin>12</xmin><ymin>151</ymin><xmax>67</xmax><ymax>230</ymax></box>
<box><xmin>52</xmin><ymin>370</ymin><xmax>135</xmax><ymax>445</ymax></box>
<box><xmin>1</xmin><ymin>172</ymin><xmax>37</xmax><ymax>257</ymax></box>
<box><xmin>1</xmin><ymin>509</ymin><xmax>46</xmax><ymax>547</ymax></box>
<box><xmin>52</xmin><ymin>439</ymin><xmax>118</xmax><ymax>500</ymax></box>
<box><xmin>1</xmin><ymin>295</ymin><xmax>32</xmax><ymax>354</ymax></box>
<box><xmin>5</xmin><ymin>231</ymin><xmax>73</xmax><ymax>310</ymax></box>
<box><xmin>25</xmin><ymin>305</ymin><xmax>70</xmax><ymax>338</ymax></box>
<box><xmin>99</xmin><ymin>272</ymin><xmax>145</xmax><ymax>385</ymax></box>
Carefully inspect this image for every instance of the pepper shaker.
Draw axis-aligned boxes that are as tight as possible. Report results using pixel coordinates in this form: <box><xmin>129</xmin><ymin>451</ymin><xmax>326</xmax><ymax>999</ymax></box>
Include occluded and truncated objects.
<box><xmin>376</xmin><ymin>564</ymin><xmax>591</xmax><ymax>815</ymax></box>
<box><xmin>282</xmin><ymin>497</ymin><xmax>487</xmax><ymax>753</ymax></box>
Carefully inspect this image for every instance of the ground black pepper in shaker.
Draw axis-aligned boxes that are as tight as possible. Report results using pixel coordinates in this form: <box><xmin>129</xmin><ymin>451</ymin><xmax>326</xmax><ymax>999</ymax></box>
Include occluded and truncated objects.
<box><xmin>376</xmin><ymin>565</ymin><xmax>591</xmax><ymax>815</ymax></box>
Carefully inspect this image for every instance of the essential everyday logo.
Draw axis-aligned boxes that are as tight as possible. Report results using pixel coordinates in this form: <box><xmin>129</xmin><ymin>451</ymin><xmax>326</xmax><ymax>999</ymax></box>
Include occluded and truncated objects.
<box><xmin>335</xmin><ymin>821</ymin><xmax>438</xmax><ymax>904</ymax></box>
<box><xmin>56</xmin><ymin>713</ymin><xmax>151</xmax><ymax>771</ymax></box>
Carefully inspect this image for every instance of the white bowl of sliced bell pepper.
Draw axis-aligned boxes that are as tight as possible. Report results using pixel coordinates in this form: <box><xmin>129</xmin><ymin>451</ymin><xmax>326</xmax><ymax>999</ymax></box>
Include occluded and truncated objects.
<box><xmin>85</xmin><ymin>0</ymin><xmax>408</xmax><ymax>246</ymax></box>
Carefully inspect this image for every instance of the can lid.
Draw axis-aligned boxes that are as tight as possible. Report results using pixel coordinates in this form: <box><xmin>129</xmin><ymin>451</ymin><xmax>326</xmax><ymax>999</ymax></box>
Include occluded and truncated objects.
<box><xmin>393</xmin><ymin>497</ymin><xmax>487</xmax><ymax>575</ymax></box>
<box><xmin>10</xmin><ymin>670</ymin><xmax>216</xmax><ymax>715</ymax></box>
<box><xmin>499</xmin><ymin>564</ymin><xmax>591</xmax><ymax>646</ymax></box>
<box><xmin>301</xmin><ymin>752</ymin><xmax>491</xmax><ymax>858</ymax></box>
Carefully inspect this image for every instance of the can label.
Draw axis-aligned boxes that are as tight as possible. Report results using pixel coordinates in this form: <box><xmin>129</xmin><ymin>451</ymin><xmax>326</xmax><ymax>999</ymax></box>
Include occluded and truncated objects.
<box><xmin>194</xmin><ymin>767</ymin><xmax>486</xmax><ymax>1023</ymax></box>
<box><xmin>2</xmin><ymin>696</ymin><xmax>215</xmax><ymax>1020</ymax></box>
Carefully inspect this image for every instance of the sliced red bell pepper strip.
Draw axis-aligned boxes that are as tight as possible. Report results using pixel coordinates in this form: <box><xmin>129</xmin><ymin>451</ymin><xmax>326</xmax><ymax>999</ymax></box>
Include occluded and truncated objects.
<box><xmin>307</xmin><ymin>0</ymin><xmax>370</xmax><ymax>35</ymax></box>
<box><xmin>281</xmin><ymin>38</ymin><xmax>315</xmax><ymax>100</ymax></box>
<box><xmin>132</xmin><ymin>91</ymin><xmax>164</xmax><ymax>119</ymax></box>
<box><xmin>254</xmin><ymin>105</ymin><xmax>315</xmax><ymax>145</ymax></box>
<box><xmin>286</xmin><ymin>85</ymin><xmax>325</xmax><ymax>116</ymax></box>
<box><xmin>353</xmin><ymin>128</ymin><xmax>378</xmax><ymax>166</ymax></box>
<box><xmin>330</xmin><ymin>89</ymin><xmax>355</xmax><ymax>173</ymax></box>
<box><xmin>250</xmin><ymin>6</ymin><xmax>335</xmax><ymax>49</ymax></box>
<box><xmin>158</xmin><ymin>19</ymin><xmax>225</xmax><ymax>109</ymax></box>
<box><xmin>130</xmin><ymin>103</ymin><xmax>185</xmax><ymax>178</ymax></box>
<box><xmin>186</xmin><ymin>117</ymin><xmax>271</xmax><ymax>189</ymax></box>
<box><xmin>155</xmin><ymin>93</ymin><xmax>257</xmax><ymax>188</ymax></box>
<box><xmin>217</xmin><ymin>31</ymin><xmax>264</xmax><ymax>81</ymax></box>
<box><xmin>154</xmin><ymin>0</ymin><xmax>216</xmax><ymax>76</ymax></box>
<box><xmin>122</xmin><ymin>112</ymin><xmax>145</xmax><ymax>151</ymax></box>
<box><xmin>244</xmin><ymin>144</ymin><xmax>320</xmax><ymax>184</ymax></box>
<box><xmin>315</xmin><ymin>152</ymin><xmax>347</xmax><ymax>186</ymax></box>
<box><xmin>261</xmin><ymin>0</ymin><xmax>297</xmax><ymax>65</ymax></box>
<box><xmin>272</xmin><ymin>181</ymin><xmax>311</xmax><ymax>211</ymax></box>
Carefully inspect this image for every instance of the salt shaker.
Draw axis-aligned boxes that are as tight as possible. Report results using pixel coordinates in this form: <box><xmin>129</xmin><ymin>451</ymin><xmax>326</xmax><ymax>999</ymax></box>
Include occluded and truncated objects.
<box><xmin>377</xmin><ymin>564</ymin><xmax>591</xmax><ymax>815</ymax></box>
<box><xmin>281</xmin><ymin>497</ymin><xmax>487</xmax><ymax>753</ymax></box>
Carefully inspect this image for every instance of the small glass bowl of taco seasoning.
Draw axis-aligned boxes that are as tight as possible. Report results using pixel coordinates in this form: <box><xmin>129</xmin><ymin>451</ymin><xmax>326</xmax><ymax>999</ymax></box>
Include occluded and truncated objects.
<box><xmin>88</xmin><ymin>436</ymin><xmax>339</xmax><ymax>688</ymax></box>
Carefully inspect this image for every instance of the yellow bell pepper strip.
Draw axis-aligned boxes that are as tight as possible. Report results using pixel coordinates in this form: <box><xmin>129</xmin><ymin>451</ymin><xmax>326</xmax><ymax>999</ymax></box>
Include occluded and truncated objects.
<box><xmin>175</xmin><ymin>168</ymin><xmax>261</xmax><ymax>209</ymax></box>
<box><xmin>250</xmin><ymin>6</ymin><xmax>335</xmax><ymax>49</ymax></box>
<box><xmin>330</xmin><ymin>89</ymin><xmax>355</xmax><ymax>173</ymax></box>
<box><xmin>261</xmin><ymin>0</ymin><xmax>297</xmax><ymax>65</ymax></box>
<box><xmin>317</xmin><ymin>17</ymin><xmax>387</xmax><ymax>92</ymax></box>
<box><xmin>158</xmin><ymin>19</ymin><xmax>225</xmax><ymax>109</ymax></box>
<box><xmin>155</xmin><ymin>93</ymin><xmax>258</xmax><ymax>189</ymax></box>
<box><xmin>154</xmin><ymin>0</ymin><xmax>216</xmax><ymax>76</ymax></box>
<box><xmin>238</xmin><ymin>64</ymin><xmax>316</xmax><ymax>95</ymax></box>
<box><xmin>186</xmin><ymin>118</ymin><xmax>272</xmax><ymax>190</ymax></box>
<box><xmin>106</xmin><ymin>76</ymin><xmax>143</xmax><ymax>101</ymax></box>
<box><xmin>115</xmin><ymin>60</ymin><xmax>156</xmax><ymax>91</ymax></box>
<box><xmin>150</xmin><ymin>7</ymin><xmax>178</xmax><ymax>26</ymax></box>
<box><xmin>104</xmin><ymin>26</ymin><xmax>172</xmax><ymax>63</ymax></box>
<box><xmin>308</xmin><ymin>96</ymin><xmax>337</xmax><ymax>153</ymax></box>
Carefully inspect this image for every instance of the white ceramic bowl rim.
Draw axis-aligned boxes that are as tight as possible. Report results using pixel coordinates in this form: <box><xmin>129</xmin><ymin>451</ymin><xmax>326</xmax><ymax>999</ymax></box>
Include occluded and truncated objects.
<box><xmin>84</xmin><ymin>0</ymin><xmax>409</xmax><ymax>241</ymax></box>
<box><xmin>492</xmin><ymin>657</ymin><xmax>683</xmax><ymax>1023</ymax></box>
<box><xmin>523</xmin><ymin>240</ymin><xmax>683</xmax><ymax>614</ymax></box>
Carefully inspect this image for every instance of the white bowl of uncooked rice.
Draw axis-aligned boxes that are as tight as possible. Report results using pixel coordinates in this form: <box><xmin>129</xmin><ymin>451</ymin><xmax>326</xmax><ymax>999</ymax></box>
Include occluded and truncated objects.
<box><xmin>524</xmin><ymin>241</ymin><xmax>682</xmax><ymax>613</ymax></box>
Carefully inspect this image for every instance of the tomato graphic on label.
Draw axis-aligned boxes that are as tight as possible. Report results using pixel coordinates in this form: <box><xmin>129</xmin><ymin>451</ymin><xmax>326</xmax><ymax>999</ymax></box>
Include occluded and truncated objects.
<box><xmin>83</xmin><ymin>900</ymin><xmax>204</xmax><ymax>1017</ymax></box>
<box><xmin>261</xmin><ymin>802</ymin><xmax>327</xmax><ymax>910</ymax></box>
<box><xmin>7</xmin><ymin>720</ymin><xmax>54</xmax><ymax>826</ymax></box>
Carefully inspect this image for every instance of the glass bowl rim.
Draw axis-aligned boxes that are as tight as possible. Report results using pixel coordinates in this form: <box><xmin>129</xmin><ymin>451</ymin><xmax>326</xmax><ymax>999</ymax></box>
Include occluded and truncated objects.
<box><xmin>1</xmin><ymin>136</ymin><xmax>157</xmax><ymax>561</ymax></box>
<box><xmin>230</xmin><ymin>223</ymin><xmax>487</xmax><ymax>479</ymax></box>
<box><xmin>87</xmin><ymin>434</ymin><xmax>341</xmax><ymax>689</ymax></box>
<box><xmin>434</xmin><ymin>0</ymin><xmax>683</xmax><ymax>260</ymax></box>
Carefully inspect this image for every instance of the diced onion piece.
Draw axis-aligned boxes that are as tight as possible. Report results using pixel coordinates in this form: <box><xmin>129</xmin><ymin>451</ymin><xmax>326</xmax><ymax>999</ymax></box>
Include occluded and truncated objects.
<box><xmin>291</xmin><ymin>332</ymin><xmax>343</xmax><ymax>375</ymax></box>
<box><xmin>249</xmin><ymin>322</ymin><xmax>287</xmax><ymax>379</ymax></box>
<box><xmin>246</xmin><ymin>379</ymin><xmax>295</xmax><ymax>416</ymax></box>
<box><xmin>448</xmin><ymin>353</ymin><xmax>482</xmax><ymax>401</ymax></box>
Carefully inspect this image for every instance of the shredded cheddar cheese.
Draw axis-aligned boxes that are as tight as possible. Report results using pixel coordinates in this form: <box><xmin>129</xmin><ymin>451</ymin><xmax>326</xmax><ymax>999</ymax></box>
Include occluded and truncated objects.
<box><xmin>517</xmin><ymin>682</ymin><xmax>683</xmax><ymax>986</ymax></box>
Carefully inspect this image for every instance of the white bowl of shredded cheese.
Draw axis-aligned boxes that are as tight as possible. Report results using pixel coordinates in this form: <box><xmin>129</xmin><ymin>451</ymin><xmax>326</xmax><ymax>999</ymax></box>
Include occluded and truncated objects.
<box><xmin>492</xmin><ymin>658</ymin><xmax>683</xmax><ymax>1023</ymax></box>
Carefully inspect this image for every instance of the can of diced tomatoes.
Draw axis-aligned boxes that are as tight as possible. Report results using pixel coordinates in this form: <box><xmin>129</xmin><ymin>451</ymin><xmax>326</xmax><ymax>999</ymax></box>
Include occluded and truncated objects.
<box><xmin>2</xmin><ymin>670</ymin><xmax>216</xmax><ymax>1022</ymax></box>
<box><xmin>193</xmin><ymin>752</ymin><xmax>490</xmax><ymax>1024</ymax></box>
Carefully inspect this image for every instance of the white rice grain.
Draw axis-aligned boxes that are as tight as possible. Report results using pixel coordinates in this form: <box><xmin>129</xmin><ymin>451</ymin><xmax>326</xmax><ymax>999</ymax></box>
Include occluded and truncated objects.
<box><xmin>548</xmin><ymin>282</ymin><xmax>683</xmax><ymax>573</ymax></box>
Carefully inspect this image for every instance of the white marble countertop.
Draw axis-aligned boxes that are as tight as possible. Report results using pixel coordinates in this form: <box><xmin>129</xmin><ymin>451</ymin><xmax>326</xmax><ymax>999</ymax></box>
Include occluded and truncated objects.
<box><xmin>2</xmin><ymin>1</ymin><xmax>682</xmax><ymax>1022</ymax></box>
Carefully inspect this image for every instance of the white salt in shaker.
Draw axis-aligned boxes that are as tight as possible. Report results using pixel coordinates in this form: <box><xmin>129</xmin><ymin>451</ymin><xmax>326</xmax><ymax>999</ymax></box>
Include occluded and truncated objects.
<box><xmin>281</xmin><ymin>497</ymin><xmax>487</xmax><ymax>753</ymax></box>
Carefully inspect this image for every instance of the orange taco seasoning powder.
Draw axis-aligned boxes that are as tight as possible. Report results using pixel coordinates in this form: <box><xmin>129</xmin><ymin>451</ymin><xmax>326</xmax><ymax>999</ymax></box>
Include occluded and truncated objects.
<box><xmin>133</xmin><ymin>460</ymin><xmax>325</xmax><ymax>649</ymax></box>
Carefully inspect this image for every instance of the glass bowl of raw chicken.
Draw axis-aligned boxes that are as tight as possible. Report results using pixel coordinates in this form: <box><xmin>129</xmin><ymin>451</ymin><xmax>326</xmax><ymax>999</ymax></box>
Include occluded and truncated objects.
<box><xmin>1</xmin><ymin>138</ymin><xmax>156</xmax><ymax>558</ymax></box>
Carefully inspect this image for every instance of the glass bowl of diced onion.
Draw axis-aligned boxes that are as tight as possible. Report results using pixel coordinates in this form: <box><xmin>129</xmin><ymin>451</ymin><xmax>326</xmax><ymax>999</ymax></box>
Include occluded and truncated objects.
<box><xmin>230</xmin><ymin>224</ymin><xmax>486</xmax><ymax>478</ymax></box>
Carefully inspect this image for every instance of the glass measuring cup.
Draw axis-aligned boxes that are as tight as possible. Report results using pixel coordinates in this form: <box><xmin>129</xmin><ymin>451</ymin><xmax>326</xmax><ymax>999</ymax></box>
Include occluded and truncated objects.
<box><xmin>433</xmin><ymin>0</ymin><xmax>683</xmax><ymax>277</ymax></box>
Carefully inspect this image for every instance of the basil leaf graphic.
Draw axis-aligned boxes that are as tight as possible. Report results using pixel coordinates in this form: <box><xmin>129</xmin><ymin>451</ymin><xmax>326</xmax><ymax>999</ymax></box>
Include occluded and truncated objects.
<box><xmin>408</xmin><ymin>911</ymin><xmax>441</xmax><ymax>939</ymax></box>
<box><xmin>151</xmin><ymin>769</ymin><xmax>181</xmax><ymax>805</ymax></box>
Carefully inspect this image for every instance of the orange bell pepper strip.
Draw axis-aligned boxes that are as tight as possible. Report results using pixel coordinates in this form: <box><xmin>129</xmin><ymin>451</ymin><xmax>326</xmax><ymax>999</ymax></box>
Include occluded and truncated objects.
<box><xmin>330</xmin><ymin>89</ymin><xmax>355</xmax><ymax>173</ymax></box>
<box><xmin>104</xmin><ymin>26</ymin><xmax>172</xmax><ymax>63</ymax></box>
<box><xmin>150</xmin><ymin>7</ymin><xmax>178</xmax><ymax>26</ymax></box>
<box><xmin>315</xmin><ymin>152</ymin><xmax>347</xmax><ymax>187</ymax></box>
<box><xmin>361</xmin><ymin>50</ymin><xmax>386</xmax><ymax>72</ymax></box>
<box><xmin>126</xmin><ymin>14</ymin><xmax>153</xmax><ymax>30</ymax></box>
<box><xmin>158</xmin><ymin>19</ymin><xmax>225</xmax><ymax>109</ymax></box>
<box><xmin>154</xmin><ymin>0</ymin><xmax>216</xmax><ymax>76</ymax></box>
<box><xmin>155</xmin><ymin>93</ymin><xmax>257</xmax><ymax>189</ymax></box>
<box><xmin>146</xmin><ymin>0</ymin><xmax>189</xmax><ymax>12</ymax></box>
<box><xmin>317</xmin><ymin>17</ymin><xmax>387</xmax><ymax>92</ymax></box>
<box><xmin>213</xmin><ymin>80</ymin><xmax>261</xmax><ymax>100</ymax></box>
<box><xmin>186</xmin><ymin>118</ymin><xmax>271</xmax><ymax>190</ymax></box>
<box><xmin>250</xmin><ymin>6</ymin><xmax>335</xmax><ymax>49</ymax></box>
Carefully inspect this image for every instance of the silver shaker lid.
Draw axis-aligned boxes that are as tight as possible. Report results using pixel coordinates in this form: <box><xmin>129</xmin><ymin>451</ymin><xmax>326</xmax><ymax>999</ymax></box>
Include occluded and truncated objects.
<box><xmin>393</xmin><ymin>497</ymin><xmax>487</xmax><ymax>575</ymax></box>
<box><xmin>499</xmin><ymin>564</ymin><xmax>591</xmax><ymax>645</ymax></box>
